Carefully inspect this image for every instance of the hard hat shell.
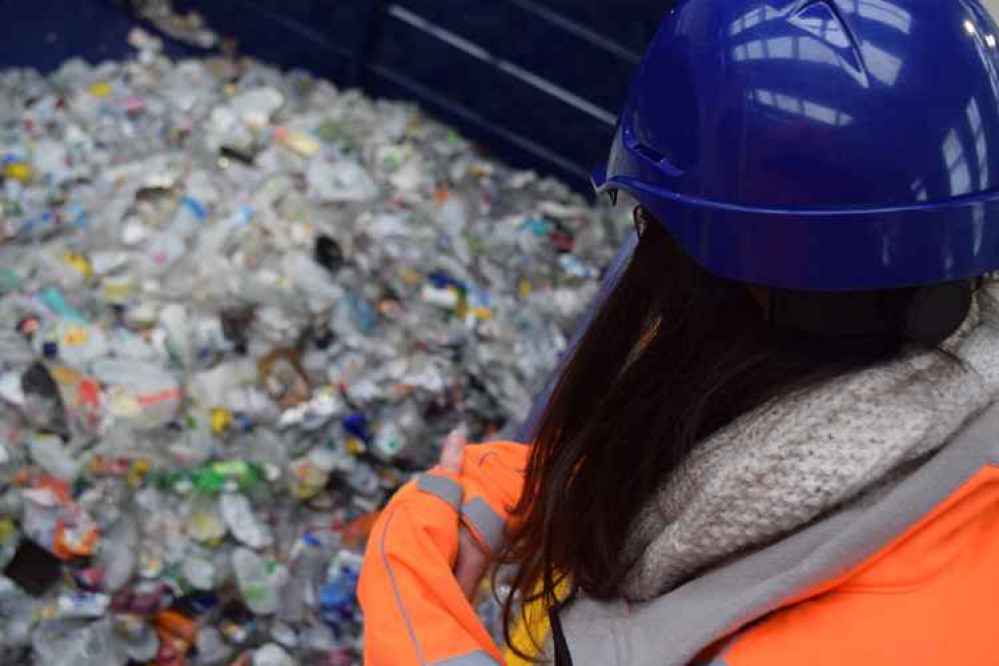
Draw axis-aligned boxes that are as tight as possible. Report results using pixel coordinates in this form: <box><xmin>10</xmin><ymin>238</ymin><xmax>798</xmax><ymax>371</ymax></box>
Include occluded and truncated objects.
<box><xmin>594</xmin><ymin>0</ymin><xmax>999</xmax><ymax>290</ymax></box>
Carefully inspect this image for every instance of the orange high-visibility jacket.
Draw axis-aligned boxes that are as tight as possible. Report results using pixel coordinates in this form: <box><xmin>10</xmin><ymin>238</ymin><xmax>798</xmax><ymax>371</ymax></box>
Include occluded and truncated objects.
<box><xmin>360</xmin><ymin>402</ymin><xmax>999</xmax><ymax>665</ymax></box>
<box><xmin>360</xmin><ymin>442</ymin><xmax>527</xmax><ymax>665</ymax></box>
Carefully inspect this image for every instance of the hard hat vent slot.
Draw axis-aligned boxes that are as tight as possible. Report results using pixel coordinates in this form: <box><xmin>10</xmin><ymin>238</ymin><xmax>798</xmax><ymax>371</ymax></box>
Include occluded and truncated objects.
<box><xmin>632</xmin><ymin>141</ymin><xmax>667</xmax><ymax>164</ymax></box>
<box><xmin>789</xmin><ymin>0</ymin><xmax>866</xmax><ymax>80</ymax></box>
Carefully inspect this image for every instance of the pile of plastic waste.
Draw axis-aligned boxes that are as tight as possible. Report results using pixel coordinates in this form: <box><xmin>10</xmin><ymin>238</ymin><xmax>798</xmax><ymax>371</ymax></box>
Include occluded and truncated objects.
<box><xmin>123</xmin><ymin>0</ymin><xmax>220</xmax><ymax>49</ymax></box>
<box><xmin>0</xmin><ymin>26</ymin><xmax>626</xmax><ymax>665</ymax></box>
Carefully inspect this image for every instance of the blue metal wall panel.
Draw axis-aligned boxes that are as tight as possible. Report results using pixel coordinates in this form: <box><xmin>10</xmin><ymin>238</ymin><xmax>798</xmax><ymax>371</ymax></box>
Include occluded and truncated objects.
<box><xmin>371</xmin><ymin>10</ymin><xmax>615</xmax><ymax>182</ymax></box>
<box><xmin>389</xmin><ymin>0</ymin><xmax>639</xmax><ymax>116</ymax></box>
<box><xmin>525</xmin><ymin>0</ymin><xmax>666</xmax><ymax>54</ymax></box>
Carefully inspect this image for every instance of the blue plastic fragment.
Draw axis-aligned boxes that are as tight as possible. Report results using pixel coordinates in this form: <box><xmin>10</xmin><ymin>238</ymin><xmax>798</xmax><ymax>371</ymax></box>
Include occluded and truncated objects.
<box><xmin>341</xmin><ymin>413</ymin><xmax>371</xmax><ymax>444</ymax></box>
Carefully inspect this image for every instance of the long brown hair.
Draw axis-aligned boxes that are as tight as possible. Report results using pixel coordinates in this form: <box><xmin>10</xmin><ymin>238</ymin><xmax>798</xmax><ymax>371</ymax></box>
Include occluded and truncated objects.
<box><xmin>499</xmin><ymin>210</ymin><xmax>909</xmax><ymax>659</ymax></box>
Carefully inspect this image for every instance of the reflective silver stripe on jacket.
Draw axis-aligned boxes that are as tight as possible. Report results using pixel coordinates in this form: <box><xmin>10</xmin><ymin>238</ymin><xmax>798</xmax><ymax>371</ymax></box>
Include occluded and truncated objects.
<box><xmin>379</xmin><ymin>506</ymin><xmax>428</xmax><ymax>665</ymax></box>
<box><xmin>462</xmin><ymin>497</ymin><xmax>506</xmax><ymax>552</ymax></box>
<box><xmin>417</xmin><ymin>473</ymin><xmax>463</xmax><ymax>511</ymax></box>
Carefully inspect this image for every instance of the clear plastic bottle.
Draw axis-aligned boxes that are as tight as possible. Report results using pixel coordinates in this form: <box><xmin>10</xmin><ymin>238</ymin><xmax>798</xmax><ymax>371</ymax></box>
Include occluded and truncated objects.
<box><xmin>0</xmin><ymin>576</ymin><xmax>37</xmax><ymax>647</ymax></box>
<box><xmin>278</xmin><ymin>533</ymin><xmax>330</xmax><ymax>623</ymax></box>
<box><xmin>253</xmin><ymin>643</ymin><xmax>296</xmax><ymax>666</ymax></box>
<box><xmin>32</xmin><ymin>617</ymin><xmax>126</xmax><ymax>666</ymax></box>
<box><xmin>220</xmin><ymin>493</ymin><xmax>273</xmax><ymax>550</ymax></box>
<box><xmin>232</xmin><ymin>547</ymin><xmax>288</xmax><ymax>615</ymax></box>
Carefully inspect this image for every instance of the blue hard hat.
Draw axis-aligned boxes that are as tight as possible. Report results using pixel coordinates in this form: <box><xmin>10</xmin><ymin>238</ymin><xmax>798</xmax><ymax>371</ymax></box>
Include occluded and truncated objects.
<box><xmin>594</xmin><ymin>0</ymin><xmax>999</xmax><ymax>291</ymax></box>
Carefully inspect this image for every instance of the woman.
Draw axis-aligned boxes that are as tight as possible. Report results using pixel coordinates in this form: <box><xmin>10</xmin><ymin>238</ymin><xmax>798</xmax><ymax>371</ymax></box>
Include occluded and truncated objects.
<box><xmin>360</xmin><ymin>1</ymin><xmax>999</xmax><ymax>664</ymax></box>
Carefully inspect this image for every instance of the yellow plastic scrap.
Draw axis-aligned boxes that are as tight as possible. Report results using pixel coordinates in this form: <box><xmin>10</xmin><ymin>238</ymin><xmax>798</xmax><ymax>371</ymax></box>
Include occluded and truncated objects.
<box><xmin>211</xmin><ymin>407</ymin><xmax>232</xmax><ymax>435</ymax></box>
<box><xmin>103</xmin><ymin>279</ymin><xmax>132</xmax><ymax>302</ymax></box>
<box><xmin>89</xmin><ymin>81</ymin><xmax>112</xmax><ymax>98</ymax></box>
<box><xmin>127</xmin><ymin>458</ymin><xmax>151</xmax><ymax>487</ymax></box>
<box><xmin>63</xmin><ymin>251</ymin><xmax>93</xmax><ymax>280</ymax></box>
<box><xmin>62</xmin><ymin>326</ymin><xmax>90</xmax><ymax>346</ymax></box>
<box><xmin>470</xmin><ymin>307</ymin><xmax>493</xmax><ymax>321</ymax></box>
<box><xmin>518</xmin><ymin>278</ymin><xmax>532</xmax><ymax>298</ymax></box>
<box><xmin>401</xmin><ymin>269</ymin><xmax>423</xmax><ymax>286</ymax></box>
<box><xmin>345</xmin><ymin>437</ymin><xmax>366</xmax><ymax>456</ymax></box>
<box><xmin>0</xmin><ymin>517</ymin><xmax>15</xmax><ymax>545</ymax></box>
<box><xmin>3</xmin><ymin>163</ymin><xmax>32</xmax><ymax>183</ymax></box>
<box><xmin>453</xmin><ymin>287</ymin><xmax>469</xmax><ymax>318</ymax></box>
<box><xmin>276</xmin><ymin>127</ymin><xmax>320</xmax><ymax>157</ymax></box>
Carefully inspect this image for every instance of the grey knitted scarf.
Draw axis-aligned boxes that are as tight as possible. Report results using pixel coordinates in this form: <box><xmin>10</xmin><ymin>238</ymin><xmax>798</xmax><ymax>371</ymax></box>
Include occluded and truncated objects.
<box><xmin>620</xmin><ymin>284</ymin><xmax>999</xmax><ymax>601</ymax></box>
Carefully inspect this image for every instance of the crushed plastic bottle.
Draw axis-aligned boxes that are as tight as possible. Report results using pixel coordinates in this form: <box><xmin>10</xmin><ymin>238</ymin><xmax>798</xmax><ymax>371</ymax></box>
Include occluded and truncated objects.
<box><xmin>278</xmin><ymin>533</ymin><xmax>331</xmax><ymax>624</ymax></box>
<box><xmin>127</xmin><ymin>1</ymin><xmax>219</xmax><ymax>49</ymax></box>
<box><xmin>0</xmin><ymin>23</ymin><xmax>628</xmax><ymax>663</ymax></box>
<box><xmin>221</xmin><ymin>492</ymin><xmax>273</xmax><ymax>549</ymax></box>
<box><xmin>27</xmin><ymin>432</ymin><xmax>78</xmax><ymax>480</ymax></box>
<box><xmin>32</xmin><ymin>617</ymin><xmax>126</xmax><ymax>666</ymax></box>
<box><xmin>0</xmin><ymin>576</ymin><xmax>37</xmax><ymax>646</ymax></box>
<box><xmin>252</xmin><ymin>642</ymin><xmax>297</xmax><ymax>666</ymax></box>
<box><xmin>185</xmin><ymin>494</ymin><xmax>227</xmax><ymax>544</ymax></box>
<box><xmin>232</xmin><ymin>547</ymin><xmax>289</xmax><ymax>616</ymax></box>
<box><xmin>194</xmin><ymin>626</ymin><xmax>232</xmax><ymax>664</ymax></box>
<box><xmin>112</xmin><ymin>614</ymin><xmax>160</xmax><ymax>663</ymax></box>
